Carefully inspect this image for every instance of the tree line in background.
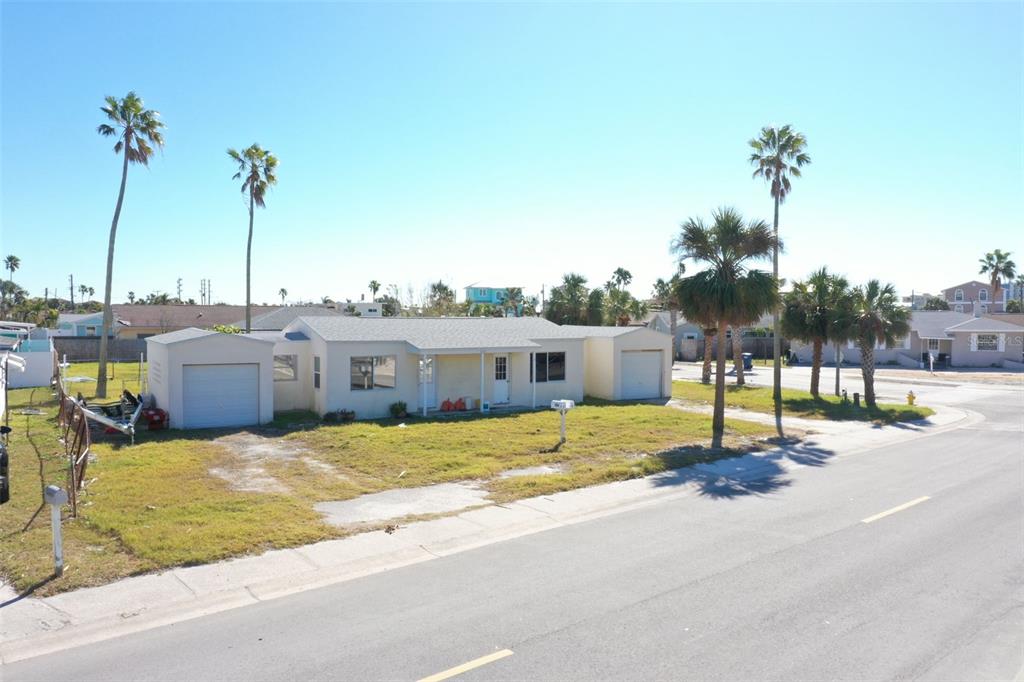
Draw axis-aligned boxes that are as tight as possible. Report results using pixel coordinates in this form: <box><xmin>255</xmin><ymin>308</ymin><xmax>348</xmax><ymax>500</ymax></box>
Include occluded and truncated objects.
<box><xmin>542</xmin><ymin>268</ymin><xmax>649</xmax><ymax>327</ymax></box>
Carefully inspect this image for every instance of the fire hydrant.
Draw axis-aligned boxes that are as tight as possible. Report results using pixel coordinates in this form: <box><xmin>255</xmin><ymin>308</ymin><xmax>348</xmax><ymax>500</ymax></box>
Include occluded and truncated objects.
<box><xmin>906</xmin><ymin>391</ymin><xmax>916</xmax><ymax>406</ymax></box>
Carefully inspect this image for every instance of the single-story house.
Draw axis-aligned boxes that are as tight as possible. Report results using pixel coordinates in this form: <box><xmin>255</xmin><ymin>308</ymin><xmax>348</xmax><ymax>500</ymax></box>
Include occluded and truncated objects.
<box><xmin>53</xmin><ymin>312</ymin><xmax>118</xmax><ymax>337</ymax></box>
<box><xmin>146</xmin><ymin>317</ymin><xmax>672</xmax><ymax>429</ymax></box>
<box><xmin>789</xmin><ymin>311</ymin><xmax>1024</xmax><ymax>369</ymax></box>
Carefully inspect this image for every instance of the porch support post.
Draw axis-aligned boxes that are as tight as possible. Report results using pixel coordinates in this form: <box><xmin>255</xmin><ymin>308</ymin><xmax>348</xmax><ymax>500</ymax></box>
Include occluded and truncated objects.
<box><xmin>479</xmin><ymin>351</ymin><xmax>485</xmax><ymax>412</ymax></box>
<box><xmin>531</xmin><ymin>352</ymin><xmax>536</xmax><ymax>409</ymax></box>
<box><xmin>421</xmin><ymin>353</ymin><xmax>427</xmax><ymax>417</ymax></box>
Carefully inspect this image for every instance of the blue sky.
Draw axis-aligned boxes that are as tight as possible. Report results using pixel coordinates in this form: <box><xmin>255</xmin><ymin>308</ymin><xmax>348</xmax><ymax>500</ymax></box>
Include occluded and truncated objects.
<box><xmin>2</xmin><ymin>1</ymin><xmax>1021</xmax><ymax>306</ymax></box>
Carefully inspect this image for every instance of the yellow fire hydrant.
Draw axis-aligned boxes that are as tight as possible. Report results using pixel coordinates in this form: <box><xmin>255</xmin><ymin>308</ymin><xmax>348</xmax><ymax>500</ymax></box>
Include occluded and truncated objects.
<box><xmin>906</xmin><ymin>391</ymin><xmax>916</xmax><ymax>406</ymax></box>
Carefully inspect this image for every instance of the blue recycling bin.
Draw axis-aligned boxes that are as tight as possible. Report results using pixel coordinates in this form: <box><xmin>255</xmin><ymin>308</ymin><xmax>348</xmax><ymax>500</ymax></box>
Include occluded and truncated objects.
<box><xmin>742</xmin><ymin>353</ymin><xmax>753</xmax><ymax>371</ymax></box>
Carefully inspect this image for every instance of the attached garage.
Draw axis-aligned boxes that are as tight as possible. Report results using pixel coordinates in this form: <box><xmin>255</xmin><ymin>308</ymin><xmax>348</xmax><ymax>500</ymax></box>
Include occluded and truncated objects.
<box><xmin>146</xmin><ymin>329</ymin><xmax>275</xmax><ymax>429</ymax></box>
<box><xmin>572</xmin><ymin>325</ymin><xmax>672</xmax><ymax>401</ymax></box>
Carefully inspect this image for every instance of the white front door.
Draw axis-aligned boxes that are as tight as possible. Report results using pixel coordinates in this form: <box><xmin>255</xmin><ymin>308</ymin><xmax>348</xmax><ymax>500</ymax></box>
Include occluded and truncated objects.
<box><xmin>493</xmin><ymin>355</ymin><xmax>509</xmax><ymax>403</ymax></box>
<box><xmin>419</xmin><ymin>356</ymin><xmax>437</xmax><ymax>409</ymax></box>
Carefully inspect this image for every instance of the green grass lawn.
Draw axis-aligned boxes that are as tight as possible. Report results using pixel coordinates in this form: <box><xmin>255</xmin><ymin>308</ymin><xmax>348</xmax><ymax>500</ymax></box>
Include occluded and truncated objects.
<box><xmin>1</xmin><ymin>362</ymin><xmax>775</xmax><ymax>596</ymax></box>
<box><xmin>671</xmin><ymin>380</ymin><xmax>934</xmax><ymax>424</ymax></box>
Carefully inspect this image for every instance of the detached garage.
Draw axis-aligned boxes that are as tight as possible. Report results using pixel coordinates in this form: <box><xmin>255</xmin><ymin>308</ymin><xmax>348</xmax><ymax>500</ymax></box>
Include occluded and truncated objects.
<box><xmin>146</xmin><ymin>329</ymin><xmax>275</xmax><ymax>429</ymax></box>
<box><xmin>569</xmin><ymin>326</ymin><xmax>672</xmax><ymax>401</ymax></box>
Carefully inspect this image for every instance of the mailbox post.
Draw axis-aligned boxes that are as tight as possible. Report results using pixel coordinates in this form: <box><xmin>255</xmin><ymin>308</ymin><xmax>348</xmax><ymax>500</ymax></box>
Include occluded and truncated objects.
<box><xmin>550</xmin><ymin>399</ymin><xmax>575</xmax><ymax>443</ymax></box>
<box><xmin>44</xmin><ymin>485</ymin><xmax>68</xmax><ymax>576</ymax></box>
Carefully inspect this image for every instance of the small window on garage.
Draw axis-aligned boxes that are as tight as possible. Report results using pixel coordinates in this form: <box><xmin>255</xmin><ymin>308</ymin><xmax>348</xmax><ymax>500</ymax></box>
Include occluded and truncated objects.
<box><xmin>313</xmin><ymin>356</ymin><xmax>321</xmax><ymax>389</ymax></box>
<box><xmin>274</xmin><ymin>355</ymin><xmax>298</xmax><ymax>381</ymax></box>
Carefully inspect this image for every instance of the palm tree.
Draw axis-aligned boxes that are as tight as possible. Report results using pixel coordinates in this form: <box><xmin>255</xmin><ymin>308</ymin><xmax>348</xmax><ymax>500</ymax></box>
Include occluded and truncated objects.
<box><xmin>278</xmin><ymin>288</ymin><xmax>288</xmax><ymax>305</ymax></box>
<box><xmin>611</xmin><ymin>267</ymin><xmax>632</xmax><ymax>289</ymax></box>
<box><xmin>4</xmin><ymin>255</ymin><xmax>19</xmax><ymax>283</ymax></box>
<box><xmin>749</xmin><ymin>124</ymin><xmax>810</xmax><ymax>423</ymax></box>
<box><xmin>674</xmin><ymin>207</ymin><xmax>779</xmax><ymax>445</ymax></box>
<box><xmin>87</xmin><ymin>286</ymin><xmax>95</xmax><ymax>299</ymax></box>
<box><xmin>545</xmin><ymin>273</ymin><xmax>589</xmax><ymax>325</ymax></box>
<box><xmin>781</xmin><ymin>268</ymin><xmax>850</xmax><ymax>397</ymax></box>
<box><xmin>978</xmin><ymin>249</ymin><xmax>1017</xmax><ymax>308</ymax></box>
<box><xmin>228</xmin><ymin>144</ymin><xmax>279</xmax><ymax>332</ymax></box>
<box><xmin>850</xmin><ymin>280</ymin><xmax>909</xmax><ymax>408</ymax></box>
<box><xmin>78</xmin><ymin>284</ymin><xmax>90</xmax><ymax>302</ymax></box>
<box><xmin>1016</xmin><ymin>274</ymin><xmax>1024</xmax><ymax>308</ymax></box>
<box><xmin>503</xmin><ymin>287</ymin><xmax>524</xmax><ymax>317</ymax></box>
<box><xmin>368</xmin><ymin>280</ymin><xmax>381</xmax><ymax>301</ymax></box>
<box><xmin>95</xmin><ymin>91</ymin><xmax>165</xmax><ymax>398</ymax></box>
<box><xmin>127</xmin><ymin>291</ymin><xmax>136</xmax><ymax>304</ymax></box>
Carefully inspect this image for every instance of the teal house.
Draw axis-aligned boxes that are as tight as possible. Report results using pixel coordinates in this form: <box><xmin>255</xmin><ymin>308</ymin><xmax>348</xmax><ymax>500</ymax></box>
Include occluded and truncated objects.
<box><xmin>464</xmin><ymin>285</ymin><xmax>513</xmax><ymax>306</ymax></box>
<box><xmin>54</xmin><ymin>312</ymin><xmax>119</xmax><ymax>337</ymax></box>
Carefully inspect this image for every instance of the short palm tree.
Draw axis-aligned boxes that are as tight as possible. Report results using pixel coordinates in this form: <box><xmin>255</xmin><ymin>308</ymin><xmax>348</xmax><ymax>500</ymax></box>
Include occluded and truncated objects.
<box><xmin>749</xmin><ymin>125</ymin><xmax>810</xmax><ymax>417</ymax></box>
<box><xmin>95</xmin><ymin>92</ymin><xmax>164</xmax><ymax>397</ymax></box>
<box><xmin>674</xmin><ymin>207</ymin><xmax>778</xmax><ymax>445</ymax></box>
<box><xmin>369</xmin><ymin>280</ymin><xmax>381</xmax><ymax>300</ymax></box>
<box><xmin>850</xmin><ymin>280</ymin><xmax>909</xmax><ymax>408</ymax></box>
<box><xmin>279</xmin><ymin>288</ymin><xmax>288</xmax><ymax>305</ymax></box>
<box><xmin>978</xmin><ymin>249</ymin><xmax>1016</xmax><ymax>307</ymax></box>
<box><xmin>228</xmin><ymin>144</ymin><xmax>278</xmax><ymax>332</ymax></box>
<box><xmin>4</xmin><ymin>255</ymin><xmax>19</xmax><ymax>283</ymax></box>
<box><xmin>781</xmin><ymin>268</ymin><xmax>850</xmax><ymax>397</ymax></box>
<box><xmin>503</xmin><ymin>287</ymin><xmax>524</xmax><ymax>317</ymax></box>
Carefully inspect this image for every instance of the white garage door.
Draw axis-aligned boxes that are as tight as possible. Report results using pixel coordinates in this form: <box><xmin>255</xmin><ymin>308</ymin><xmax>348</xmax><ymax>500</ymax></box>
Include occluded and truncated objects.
<box><xmin>621</xmin><ymin>351</ymin><xmax>662</xmax><ymax>399</ymax></box>
<box><xmin>182</xmin><ymin>364</ymin><xmax>259</xmax><ymax>428</ymax></box>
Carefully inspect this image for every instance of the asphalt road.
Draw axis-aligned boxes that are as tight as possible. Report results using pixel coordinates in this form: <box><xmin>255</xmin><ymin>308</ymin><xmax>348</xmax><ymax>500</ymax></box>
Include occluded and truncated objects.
<box><xmin>6</xmin><ymin>385</ymin><xmax>1022</xmax><ymax>681</ymax></box>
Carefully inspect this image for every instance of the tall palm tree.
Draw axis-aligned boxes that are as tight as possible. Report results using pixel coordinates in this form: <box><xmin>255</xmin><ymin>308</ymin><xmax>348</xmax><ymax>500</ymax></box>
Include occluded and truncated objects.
<box><xmin>781</xmin><ymin>267</ymin><xmax>850</xmax><ymax>397</ymax></box>
<box><xmin>4</xmin><ymin>255</ymin><xmax>19</xmax><ymax>283</ymax></box>
<box><xmin>95</xmin><ymin>92</ymin><xmax>165</xmax><ymax>397</ymax></box>
<box><xmin>127</xmin><ymin>291</ymin><xmax>136</xmax><ymax>304</ymax></box>
<box><xmin>850</xmin><ymin>280</ymin><xmax>909</xmax><ymax>408</ymax></box>
<box><xmin>749</xmin><ymin>124</ymin><xmax>810</xmax><ymax>424</ymax></box>
<box><xmin>369</xmin><ymin>280</ymin><xmax>381</xmax><ymax>300</ymax></box>
<box><xmin>674</xmin><ymin>207</ymin><xmax>778</xmax><ymax>445</ymax></box>
<box><xmin>279</xmin><ymin>288</ymin><xmax>288</xmax><ymax>305</ymax></box>
<box><xmin>228</xmin><ymin>144</ymin><xmax>278</xmax><ymax>332</ymax></box>
<box><xmin>611</xmin><ymin>267</ymin><xmax>632</xmax><ymax>289</ymax></box>
<box><xmin>78</xmin><ymin>284</ymin><xmax>90</xmax><ymax>302</ymax></box>
<box><xmin>978</xmin><ymin>249</ymin><xmax>1016</xmax><ymax>308</ymax></box>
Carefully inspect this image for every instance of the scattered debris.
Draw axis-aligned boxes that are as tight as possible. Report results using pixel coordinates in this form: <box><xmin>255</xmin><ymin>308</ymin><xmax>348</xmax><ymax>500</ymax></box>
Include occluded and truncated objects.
<box><xmin>384</xmin><ymin>524</ymin><xmax>399</xmax><ymax>534</ymax></box>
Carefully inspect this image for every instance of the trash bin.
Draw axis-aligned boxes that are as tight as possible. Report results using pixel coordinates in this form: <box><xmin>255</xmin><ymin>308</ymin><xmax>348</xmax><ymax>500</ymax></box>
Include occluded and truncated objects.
<box><xmin>742</xmin><ymin>353</ymin><xmax>753</xmax><ymax>371</ymax></box>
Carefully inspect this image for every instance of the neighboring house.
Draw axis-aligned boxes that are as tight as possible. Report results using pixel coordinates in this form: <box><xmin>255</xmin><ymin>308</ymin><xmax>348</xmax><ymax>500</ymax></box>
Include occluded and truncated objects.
<box><xmin>53</xmin><ymin>312</ymin><xmax>118</xmax><ymax>337</ymax></box>
<box><xmin>235</xmin><ymin>305</ymin><xmax>345</xmax><ymax>331</ymax></box>
<box><xmin>789</xmin><ymin>310</ymin><xmax>1024</xmax><ymax>368</ymax></box>
<box><xmin>463</xmin><ymin>284</ymin><xmax>523</xmax><ymax>315</ymax></box>
<box><xmin>113</xmin><ymin>304</ymin><xmax>279</xmax><ymax>338</ymax></box>
<box><xmin>941</xmin><ymin>280</ymin><xmax>1010</xmax><ymax>314</ymax></box>
<box><xmin>647</xmin><ymin>311</ymin><xmax>704</xmax><ymax>359</ymax></box>
<box><xmin>146</xmin><ymin>317</ymin><xmax>671</xmax><ymax>428</ymax></box>
<box><xmin>901</xmin><ymin>292</ymin><xmax>934</xmax><ymax>310</ymax></box>
<box><xmin>350</xmin><ymin>301</ymin><xmax>384</xmax><ymax>318</ymax></box>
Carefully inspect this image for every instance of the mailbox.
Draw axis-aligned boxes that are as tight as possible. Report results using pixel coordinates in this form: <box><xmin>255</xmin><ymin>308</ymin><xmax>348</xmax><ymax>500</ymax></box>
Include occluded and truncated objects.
<box><xmin>550</xmin><ymin>400</ymin><xmax>575</xmax><ymax>411</ymax></box>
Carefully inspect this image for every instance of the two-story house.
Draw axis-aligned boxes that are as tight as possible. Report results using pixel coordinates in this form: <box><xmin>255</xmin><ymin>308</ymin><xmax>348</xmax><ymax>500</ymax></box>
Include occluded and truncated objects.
<box><xmin>464</xmin><ymin>285</ymin><xmax>522</xmax><ymax>315</ymax></box>
<box><xmin>942</xmin><ymin>280</ymin><xmax>1011</xmax><ymax>315</ymax></box>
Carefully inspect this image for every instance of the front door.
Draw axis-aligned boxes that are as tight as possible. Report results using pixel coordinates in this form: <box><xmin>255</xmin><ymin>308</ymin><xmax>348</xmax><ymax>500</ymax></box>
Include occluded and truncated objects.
<box><xmin>493</xmin><ymin>355</ymin><xmax>509</xmax><ymax>403</ymax></box>
<box><xmin>419</xmin><ymin>356</ymin><xmax>437</xmax><ymax>409</ymax></box>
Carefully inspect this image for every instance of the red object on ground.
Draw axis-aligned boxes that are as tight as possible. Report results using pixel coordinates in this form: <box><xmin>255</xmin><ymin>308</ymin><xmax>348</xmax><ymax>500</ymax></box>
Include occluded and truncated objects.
<box><xmin>454</xmin><ymin>398</ymin><xmax>466</xmax><ymax>411</ymax></box>
<box><xmin>441</xmin><ymin>399</ymin><xmax>453</xmax><ymax>412</ymax></box>
<box><xmin>143</xmin><ymin>408</ymin><xmax>167</xmax><ymax>431</ymax></box>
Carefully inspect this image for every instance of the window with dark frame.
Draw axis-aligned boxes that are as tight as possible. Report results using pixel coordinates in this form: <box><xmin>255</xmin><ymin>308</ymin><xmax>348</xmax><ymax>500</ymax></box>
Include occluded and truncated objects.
<box><xmin>351</xmin><ymin>355</ymin><xmax>397</xmax><ymax>390</ymax></box>
<box><xmin>531</xmin><ymin>352</ymin><xmax>566</xmax><ymax>382</ymax></box>
<box><xmin>976</xmin><ymin>334</ymin><xmax>998</xmax><ymax>352</ymax></box>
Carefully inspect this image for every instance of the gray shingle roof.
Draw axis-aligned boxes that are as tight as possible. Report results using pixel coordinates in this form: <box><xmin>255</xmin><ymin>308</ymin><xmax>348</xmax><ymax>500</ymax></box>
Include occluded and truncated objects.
<box><xmin>291</xmin><ymin>316</ymin><xmax>590</xmax><ymax>351</ymax></box>
<box><xmin>559</xmin><ymin>325</ymin><xmax>643</xmax><ymax>337</ymax></box>
<box><xmin>944</xmin><ymin>316</ymin><xmax>1024</xmax><ymax>333</ymax></box>
<box><xmin>236</xmin><ymin>305</ymin><xmax>344</xmax><ymax>330</ymax></box>
<box><xmin>146</xmin><ymin>327</ymin><xmax>275</xmax><ymax>345</ymax></box>
<box><xmin>908</xmin><ymin>311</ymin><xmax>973</xmax><ymax>338</ymax></box>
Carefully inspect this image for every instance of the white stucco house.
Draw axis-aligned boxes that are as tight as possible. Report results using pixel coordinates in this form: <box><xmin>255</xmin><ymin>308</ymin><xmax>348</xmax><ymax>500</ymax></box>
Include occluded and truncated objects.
<box><xmin>146</xmin><ymin>317</ymin><xmax>671</xmax><ymax>429</ymax></box>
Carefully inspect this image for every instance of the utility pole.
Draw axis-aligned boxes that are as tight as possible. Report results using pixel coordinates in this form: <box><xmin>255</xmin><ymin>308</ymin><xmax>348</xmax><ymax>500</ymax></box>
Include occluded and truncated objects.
<box><xmin>200</xmin><ymin>279</ymin><xmax>207</xmax><ymax>305</ymax></box>
<box><xmin>69</xmin><ymin>274</ymin><xmax>75</xmax><ymax>308</ymax></box>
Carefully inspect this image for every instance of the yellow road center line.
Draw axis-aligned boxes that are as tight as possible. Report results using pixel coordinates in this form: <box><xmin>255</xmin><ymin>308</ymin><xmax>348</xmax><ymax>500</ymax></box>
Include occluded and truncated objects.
<box><xmin>862</xmin><ymin>496</ymin><xmax>931</xmax><ymax>524</ymax></box>
<box><xmin>418</xmin><ymin>649</ymin><xmax>514</xmax><ymax>682</ymax></box>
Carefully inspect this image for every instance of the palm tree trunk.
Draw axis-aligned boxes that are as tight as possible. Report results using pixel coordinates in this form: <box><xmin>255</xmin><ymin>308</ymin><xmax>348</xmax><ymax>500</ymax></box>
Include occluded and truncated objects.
<box><xmin>834</xmin><ymin>342</ymin><xmax>841</xmax><ymax>397</ymax></box>
<box><xmin>701</xmin><ymin>330</ymin><xmax>714</xmax><ymax>384</ymax></box>
<box><xmin>712</xmin><ymin>327</ymin><xmax>728</xmax><ymax>448</ymax></box>
<box><xmin>732</xmin><ymin>327</ymin><xmax>744</xmax><ymax>386</ymax></box>
<box><xmin>860</xmin><ymin>344</ymin><xmax>876</xmax><ymax>407</ymax></box>
<box><xmin>97</xmin><ymin>146</ymin><xmax>130</xmax><ymax>398</ymax></box>
<box><xmin>771</xmin><ymin>194</ymin><xmax>782</xmax><ymax>433</ymax></box>
<box><xmin>245</xmin><ymin>194</ymin><xmax>254</xmax><ymax>333</ymax></box>
<box><xmin>810</xmin><ymin>337</ymin><xmax>823</xmax><ymax>397</ymax></box>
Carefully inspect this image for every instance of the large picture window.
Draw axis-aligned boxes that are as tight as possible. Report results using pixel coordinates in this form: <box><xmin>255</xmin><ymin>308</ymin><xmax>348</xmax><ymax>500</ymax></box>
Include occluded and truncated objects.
<box><xmin>351</xmin><ymin>355</ymin><xmax>397</xmax><ymax>390</ymax></box>
<box><xmin>976</xmin><ymin>334</ymin><xmax>999</xmax><ymax>352</ymax></box>
<box><xmin>274</xmin><ymin>355</ymin><xmax>298</xmax><ymax>381</ymax></box>
<box><xmin>531</xmin><ymin>352</ymin><xmax>566</xmax><ymax>382</ymax></box>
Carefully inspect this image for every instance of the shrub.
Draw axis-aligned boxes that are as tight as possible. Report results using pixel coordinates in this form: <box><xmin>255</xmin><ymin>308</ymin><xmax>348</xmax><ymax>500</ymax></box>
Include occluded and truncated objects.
<box><xmin>389</xmin><ymin>401</ymin><xmax>408</xmax><ymax>419</ymax></box>
<box><xmin>323</xmin><ymin>409</ymin><xmax>355</xmax><ymax>424</ymax></box>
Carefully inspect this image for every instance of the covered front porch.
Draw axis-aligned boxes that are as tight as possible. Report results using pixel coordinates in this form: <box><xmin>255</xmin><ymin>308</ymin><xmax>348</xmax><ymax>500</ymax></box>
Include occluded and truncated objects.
<box><xmin>917</xmin><ymin>336</ymin><xmax>953</xmax><ymax>368</ymax></box>
<box><xmin>415</xmin><ymin>349</ymin><xmax>549</xmax><ymax>417</ymax></box>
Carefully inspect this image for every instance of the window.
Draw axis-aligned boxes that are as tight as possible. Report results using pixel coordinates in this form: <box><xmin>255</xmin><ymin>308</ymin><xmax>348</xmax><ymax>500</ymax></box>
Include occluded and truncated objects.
<box><xmin>928</xmin><ymin>339</ymin><xmax>940</xmax><ymax>351</ymax></box>
<box><xmin>531</xmin><ymin>352</ymin><xmax>566</xmax><ymax>382</ymax></box>
<box><xmin>419</xmin><ymin>356</ymin><xmax>434</xmax><ymax>383</ymax></box>
<box><xmin>313</xmin><ymin>356</ymin><xmax>321</xmax><ymax>389</ymax></box>
<box><xmin>976</xmin><ymin>334</ymin><xmax>998</xmax><ymax>352</ymax></box>
<box><xmin>351</xmin><ymin>355</ymin><xmax>397</xmax><ymax>390</ymax></box>
<box><xmin>274</xmin><ymin>355</ymin><xmax>298</xmax><ymax>381</ymax></box>
<box><xmin>954</xmin><ymin>288</ymin><xmax>964</xmax><ymax>301</ymax></box>
<box><xmin>495</xmin><ymin>356</ymin><xmax>507</xmax><ymax>381</ymax></box>
<box><xmin>85</xmin><ymin>326</ymin><xmax>97</xmax><ymax>336</ymax></box>
<box><xmin>979</xmin><ymin>289</ymin><xmax>988</xmax><ymax>301</ymax></box>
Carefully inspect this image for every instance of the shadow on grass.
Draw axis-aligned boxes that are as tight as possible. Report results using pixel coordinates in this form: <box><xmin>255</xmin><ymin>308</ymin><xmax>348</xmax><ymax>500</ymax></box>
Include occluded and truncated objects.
<box><xmin>646</xmin><ymin>438</ymin><xmax>837</xmax><ymax>500</ymax></box>
<box><xmin>782</xmin><ymin>396</ymin><xmax>931</xmax><ymax>425</ymax></box>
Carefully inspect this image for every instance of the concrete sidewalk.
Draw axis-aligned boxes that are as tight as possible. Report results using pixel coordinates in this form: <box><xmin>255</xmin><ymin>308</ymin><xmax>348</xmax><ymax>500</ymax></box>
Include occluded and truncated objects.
<box><xmin>0</xmin><ymin>402</ymin><xmax>974</xmax><ymax>665</ymax></box>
